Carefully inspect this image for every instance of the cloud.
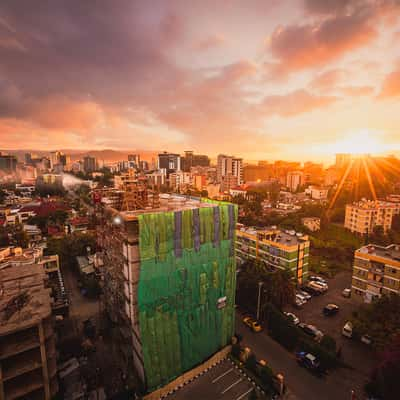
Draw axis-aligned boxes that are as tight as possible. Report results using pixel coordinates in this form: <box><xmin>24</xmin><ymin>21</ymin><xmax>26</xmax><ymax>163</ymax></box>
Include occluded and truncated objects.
<box><xmin>309</xmin><ymin>69</ymin><xmax>345</xmax><ymax>89</ymax></box>
<box><xmin>339</xmin><ymin>86</ymin><xmax>374</xmax><ymax>96</ymax></box>
<box><xmin>193</xmin><ymin>34</ymin><xmax>226</xmax><ymax>51</ymax></box>
<box><xmin>269</xmin><ymin>11</ymin><xmax>377</xmax><ymax>72</ymax></box>
<box><xmin>304</xmin><ymin>0</ymin><xmax>354</xmax><ymax>15</ymax></box>
<box><xmin>378</xmin><ymin>69</ymin><xmax>400</xmax><ymax>98</ymax></box>
<box><xmin>257</xmin><ymin>89</ymin><xmax>338</xmax><ymax>117</ymax></box>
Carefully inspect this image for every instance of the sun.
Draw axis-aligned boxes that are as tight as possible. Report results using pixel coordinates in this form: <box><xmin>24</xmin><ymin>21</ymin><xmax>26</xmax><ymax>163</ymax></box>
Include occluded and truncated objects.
<box><xmin>331</xmin><ymin>130</ymin><xmax>386</xmax><ymax>155</ymax></box>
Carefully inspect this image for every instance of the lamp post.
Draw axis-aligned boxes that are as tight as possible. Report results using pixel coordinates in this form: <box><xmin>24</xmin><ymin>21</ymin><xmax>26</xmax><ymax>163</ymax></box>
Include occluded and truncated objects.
<box><xmin>256</xmin><ymin>281</ymin><xmax>263</xmax><ymax>321</ymax></box>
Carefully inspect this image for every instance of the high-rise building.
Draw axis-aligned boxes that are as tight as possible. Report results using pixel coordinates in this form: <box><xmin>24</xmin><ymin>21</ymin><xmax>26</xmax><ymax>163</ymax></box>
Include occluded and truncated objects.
<box><xmin>0</xmin><ymin>264</ymin><xmax>58</xmax><ymax>400</ymax></box>
<box><xmin>351</xmin><ymin>244</ymin><xmax>400</xmax><ymax>302</ymax></box>
<box><xmin>286</xmin><ymin>171</ymin><xmax>304</xmax><ymax>192</ymax></box>
<box><xmin>158</xmin><ymin>152</ymin><xmax>181</xmax><ymax>176</ymax></box>
<box><xmin>344</xmin><ymin>200</ymin><xmax>400</xmax><ymax>235</ymax></box>
<box><xmin>97</xmin><ymin>195</ymin><xmax>237</xmax><ymax>393</ymax></box>
<box><xmin>182</xmin><ymin>151</ymin><xmax>210</xmax><ymax>172</ymax></box>
<box><xmin>236</xmin><ymin>225</ymin><xmax>310</xmax><ymax>284</ymax></box>
<box><xmin>217</xmin><ymin>155</ymin><xmax>243</xmax><ymax>186</ymax></box>
<box><xmin>0</xmin><ymin>152</ymin><xmax>17</xmax><ymax>172</ymax></box>
<box><xmin>83</xmin><ymin>156</ymin><xmax>97</xmax><ymax>173</ymax></box>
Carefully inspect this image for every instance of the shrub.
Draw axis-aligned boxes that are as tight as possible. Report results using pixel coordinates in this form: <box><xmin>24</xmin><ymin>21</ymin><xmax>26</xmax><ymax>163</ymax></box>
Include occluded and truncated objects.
<box><xmin>320</xmin><ymin>334</ymin><xmax>337</xmax><ymax>353</ymax></box>
<box><xmin>231</xmin><ymin>343</ymin><xmax>241</xmax><ymax>359</ymax></box>
<box><xmin>245</xmin><ymin>353</ymin><xmax>257</xmax><ymax>374</ymax></box>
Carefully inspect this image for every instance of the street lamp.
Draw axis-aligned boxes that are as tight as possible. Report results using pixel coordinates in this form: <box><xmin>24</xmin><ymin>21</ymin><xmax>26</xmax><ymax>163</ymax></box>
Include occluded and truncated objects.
<box><xmin>256</xmin><ymin>281</ymin><xmax>263</xmax><ymax>321</ymax></box>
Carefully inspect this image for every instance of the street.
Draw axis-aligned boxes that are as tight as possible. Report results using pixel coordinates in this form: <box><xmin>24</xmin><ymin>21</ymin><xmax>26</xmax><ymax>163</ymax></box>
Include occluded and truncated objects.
<box><xmin>236</xmin><ymin>316</ymin><xmax>361</xmax><ymax>400</ymax></box>
<box><xmin>236</xmin><ymin>272</ymin><xmax>376</xmax><ymax>400</ymax></box>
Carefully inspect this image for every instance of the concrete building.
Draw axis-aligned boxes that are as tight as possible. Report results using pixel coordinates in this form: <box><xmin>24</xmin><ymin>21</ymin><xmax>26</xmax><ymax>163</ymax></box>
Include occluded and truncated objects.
<box><xmin>236</xmin><ymin>224</ymin><xmax>310</xmax><ymax>284</ymax></box>
<box><xmin>0</xmin><ymin>264</ymin><xmax>58</xmax><ymax>400</ymax></box>
<box><xmin>96</xmin><ymin>194</ymin><xmax>237</xmax><ymax>393</ymax></box>
<box><xmin>305</xmin><ymin>185</ymin><xmax>328</xmax><ymax>201</ymax></box>
<box><xmin>158</xmin><ymin>152</ymin><xmax>181</xmax><ymax>176</ymax></box>
<box><xmin>0</xmin><ymin>153</ymin><xmax>17</xmax><ymax>173</ymax></box>
<box><xmin>344</xmin><ymin>200</ymin><xmax>399</xmax><ymax>234</ymax></box>
<box><xmin>83</xmin><ymin>156</ymin><xmax>97</xmax><ymax>173</ymax></box>
<box><xmin>301</xmin><ymin>217</ymin><xmax>321</xmax><ymax>232</ymax></box>
<box><xmin>182</xmin><ymin>151</ymin><xmax>210</xmax><ymax>172</ymax></box>
<box><xmin>286</xmin><ymin>171</ymin><xmax>304</xmax><ymax>192</ymax></box>
<box><xmin>217</xmin><ymin>155</ymin><xmax>243</xmax><ymax>186</ymax></box>
<box><xmin>352</xmin><ymin>244</ymin><xmax>400</xmax><ymax>302</ymax></box>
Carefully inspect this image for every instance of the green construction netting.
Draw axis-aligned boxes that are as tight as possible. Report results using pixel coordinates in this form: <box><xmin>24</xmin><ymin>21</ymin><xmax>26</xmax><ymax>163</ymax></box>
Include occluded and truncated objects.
<box><xmin>137</xmin><ymin>201</ymin><xmax>237</xmax><ymax>391</ymax></box>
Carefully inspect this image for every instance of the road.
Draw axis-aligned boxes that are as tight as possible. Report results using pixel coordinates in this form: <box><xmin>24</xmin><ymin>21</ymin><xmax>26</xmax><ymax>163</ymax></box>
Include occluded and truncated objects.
<box><xmin>236</xmin><ymin>314</ymin><xmax>365</xmax><ymax>400</ymax></box>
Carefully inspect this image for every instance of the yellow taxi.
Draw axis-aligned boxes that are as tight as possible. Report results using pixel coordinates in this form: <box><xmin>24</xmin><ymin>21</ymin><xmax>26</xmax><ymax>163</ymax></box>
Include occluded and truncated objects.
<box><xmin>242</xmin><ymin>316</ymin><xmax>262</xmax><ymax>332</ymax></box>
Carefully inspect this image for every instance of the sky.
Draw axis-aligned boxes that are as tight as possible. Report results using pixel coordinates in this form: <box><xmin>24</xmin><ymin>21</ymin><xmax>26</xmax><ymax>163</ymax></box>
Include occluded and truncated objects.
<box><xmin>0</xmin><ymin>0</ymin><xmax>400</xmax><ymax>162</ymax></box>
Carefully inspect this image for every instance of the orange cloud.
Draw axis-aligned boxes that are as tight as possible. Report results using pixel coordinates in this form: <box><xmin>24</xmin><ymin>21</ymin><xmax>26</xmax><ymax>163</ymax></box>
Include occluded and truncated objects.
<box><xmin>339</xmin><ymin>86</ymin><xmax>374</xmax><ymax>96</ymax></box>
<box><xmin>258</xmin><ymin>90</ymin><xmax>338</xmax><ymax>117</ymax></box>
<box><xmin>310</xmin><ymin>69</ymin><xmax>345</xmax><ymax>89</ymax></box>
<box><xmin>378</xmin><ymin>70</ymin><xmax>400</xmax><ymax>98</ymax></box>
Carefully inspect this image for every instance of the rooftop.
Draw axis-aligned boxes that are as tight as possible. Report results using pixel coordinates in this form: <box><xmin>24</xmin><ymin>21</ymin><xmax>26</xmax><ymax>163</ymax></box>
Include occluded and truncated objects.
<box><xmin>237</xmin><ymin>224</ymin><xmax>309</xmax><ymax>246</ymax></box>
<box><xmin>0</xmin><ymin>264</ymin><xmax>52</xmax><ymax>335</ymax></box>
<box><xmin>116</xmin><ymin>194</ymin><xmax>221</xmax><ymax>221</ymax></box>
<box><xmin>357</xmin><ymin>244</ymin><xmax>400</xmax><ymax>262</ymax></box>
<box><xmin>348</xmin><ymin>199</ymin><xmax>398</xmax><ymax>210</ymax></box>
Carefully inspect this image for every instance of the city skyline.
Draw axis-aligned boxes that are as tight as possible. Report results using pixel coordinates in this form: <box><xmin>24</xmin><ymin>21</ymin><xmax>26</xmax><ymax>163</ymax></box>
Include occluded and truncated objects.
<box><xmin>1</xmin><ymin>1</ymin><xmax>400</xmax><ymax>162</ymax></box>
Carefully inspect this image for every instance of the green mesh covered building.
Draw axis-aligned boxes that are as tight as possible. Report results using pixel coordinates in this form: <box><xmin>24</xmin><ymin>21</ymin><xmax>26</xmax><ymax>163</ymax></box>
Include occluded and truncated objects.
<box><xmin>98</xmin><ymin>195</ymin><xmax>237</xmax><ymax>392</ymax></box>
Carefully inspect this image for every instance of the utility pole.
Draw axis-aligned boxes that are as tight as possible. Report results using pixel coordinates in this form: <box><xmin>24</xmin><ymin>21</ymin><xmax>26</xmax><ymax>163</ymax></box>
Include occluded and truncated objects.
<box><xmin>256</xmin><ymin>281</ymin><xmax>263</xmax><ymax>321</ymax></box>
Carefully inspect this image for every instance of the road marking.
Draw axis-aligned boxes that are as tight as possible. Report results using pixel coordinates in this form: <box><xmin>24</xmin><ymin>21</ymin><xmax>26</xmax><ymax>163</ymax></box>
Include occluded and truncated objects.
<box><xmin>212</xmin><ymin>367</ymin><xmax>233</xmax><ymax>383</ymax></box>
<box><xmin>235</xmin><ymin>387</ymin><xmax>254</xmax><ymax>400</ymax></box>
<box><xmin>221</xmin><ymin>378</ymin><xmax>243</xmax><ymax>394</ymax></box>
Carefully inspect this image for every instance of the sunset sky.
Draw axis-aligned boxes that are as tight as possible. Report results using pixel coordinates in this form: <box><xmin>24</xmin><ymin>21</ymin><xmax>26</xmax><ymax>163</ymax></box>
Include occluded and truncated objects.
<box><xmin>1</xmin><ymin>0</ymin><xmax>400</xmax><ymax>162</ymax></box>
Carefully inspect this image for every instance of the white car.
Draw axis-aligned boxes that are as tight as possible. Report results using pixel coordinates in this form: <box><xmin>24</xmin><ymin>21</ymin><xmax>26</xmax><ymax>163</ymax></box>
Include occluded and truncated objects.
<box><xmin>296</xmin><ymin>293</ymin><xmax>308</xmax><ymax>303</ymax></box>
<box><xmin>284</xmin><ymin>312</ymin><xmax>300</xmax><ymax>325</ymax></box>
<box><xmin>312</xmin><ymin>280</ymin><xmax>328</xmax><ymax>290</ymax></box>
<box><xmin>298</xmin><ymin>290</ymin><xmax>311</xmax><ymax>300</ymax></box>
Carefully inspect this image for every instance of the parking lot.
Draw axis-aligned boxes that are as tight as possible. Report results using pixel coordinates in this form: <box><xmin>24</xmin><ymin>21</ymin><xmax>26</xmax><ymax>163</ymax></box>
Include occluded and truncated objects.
<box><xmin>167</xmin><ymin>359</ymin><xmax>266</xmax><ymax>400</ymax></box>
<box><xmin>285</xmin><ymin>271</ymin><xmax>377</xmax><ymax>387</ymax></box>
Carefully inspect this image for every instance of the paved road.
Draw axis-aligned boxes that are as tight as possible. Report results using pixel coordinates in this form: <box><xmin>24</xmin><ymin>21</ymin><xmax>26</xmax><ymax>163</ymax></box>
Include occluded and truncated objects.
<box><xmin>236</xmin><ymin>315</ymin><xmax>364</xmax><ymax>400</ymax></box>
<box><xmin>168</xmin><ymin>359</ymin><xmax>263</xmax><ymax>400</ymax></box>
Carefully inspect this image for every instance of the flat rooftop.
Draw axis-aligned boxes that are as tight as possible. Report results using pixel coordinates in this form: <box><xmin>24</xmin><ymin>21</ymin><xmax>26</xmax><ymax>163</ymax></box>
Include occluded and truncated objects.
<box><xmin>237</xmin><ymin>225</ymin><xmax>309</xmax><ymax>246</ymax></box>
<box><xmin>357</xmin><ymin>244</ymin><xmax>400</xmax><ymax>262</ymax></box>
<box><xmin>0</xmin><ymin>264</ymin><xmax>52</xmax><ymax>336</ymax></box>
<box><xmin>118</xmin><ymin>195</ymin><xmax>221</xmax><ymax>221</ymax></box>
<box><xmin>348</xmin><ymin>200</ymin><xmax>398</xmax><ymax>210</ymax></box>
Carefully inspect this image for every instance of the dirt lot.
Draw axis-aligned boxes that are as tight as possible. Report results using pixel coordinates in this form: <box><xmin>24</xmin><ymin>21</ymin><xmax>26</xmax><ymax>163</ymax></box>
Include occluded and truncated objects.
<box><xmin>285</xmin><ymin>271</ymin><xmax>377</xmax><ymax>390</ymax></box>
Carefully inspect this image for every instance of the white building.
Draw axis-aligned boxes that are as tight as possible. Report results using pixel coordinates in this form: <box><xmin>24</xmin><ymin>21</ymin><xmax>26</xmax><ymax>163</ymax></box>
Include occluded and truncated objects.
<box><xmin>217</xmin><ymin>154</ymin><xmax>243</xmax><ymax>186</ymax></box>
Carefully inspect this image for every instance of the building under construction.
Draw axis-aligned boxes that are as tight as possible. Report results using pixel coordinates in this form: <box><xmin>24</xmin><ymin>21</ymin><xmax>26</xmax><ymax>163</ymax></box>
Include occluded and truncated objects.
<box><xmin>97</xmin><ymin>191</ymin><xmax>237</xmax><ymax>392</ymax></box>
<box><xmin>0</xmin><ymin>264</ymin><xmax>58</xmax><ymax>400</ymax></box>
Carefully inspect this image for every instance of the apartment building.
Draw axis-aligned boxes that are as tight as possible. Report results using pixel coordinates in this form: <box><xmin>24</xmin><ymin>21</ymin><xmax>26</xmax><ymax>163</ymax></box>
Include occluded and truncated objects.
<box><xmin>286</xmin><ymin>171</ymin><xmax>304</xmax><ymax>192</ymax></box>
<box><xmin>97</xmin><ymin>194</ymin><xmax>237</xmax><ymax>393</ymax></box>
<box><xmin>217</xmin><ymin>154</ymin><xmax>243</xmax><ymax>186</ymax></box>
<box><xmin>0</xmin><ymin>264</ymin><xmax>58</xmax><ymax>400</ymax></box>
<box><xmin>344</xmin><ymin>200</ymin><xmax>399</xmax><ymax>234</ymax></box>
<box><xmin>236</xmin><ymin>225</ymin><xmax>310</xmax><ymax>284</ymax></box>
<box><xmin>352</xmin><ymin>244</ymin><xmax>400</xmax><ymax>302</ymax></box>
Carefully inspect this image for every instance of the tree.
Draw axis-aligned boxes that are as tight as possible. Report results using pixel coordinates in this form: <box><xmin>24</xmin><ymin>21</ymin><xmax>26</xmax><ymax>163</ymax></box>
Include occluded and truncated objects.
<box><xmin>352</xmin><ymin>294</ymin><xmax>400</xmax><ymax>349</ymax></box>
<box><xmin>249</xmin><ymin>389</ymin><xmax>258</xmax><ymax>400</ymax></box>
<box><xmin>365</xmin><ymin>334</ymin><xmax>400</xmax><ymax>400</ymax></box>
<box><xmin>245</xmin><ymin>353</ymin><xmax>257</xmax><ymax>374</ymax></box>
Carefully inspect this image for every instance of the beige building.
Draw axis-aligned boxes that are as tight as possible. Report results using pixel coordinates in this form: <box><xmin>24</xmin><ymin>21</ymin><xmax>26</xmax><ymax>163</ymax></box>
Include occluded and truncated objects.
<box><xmin>0</xmin><ymin>264</ymin><xmax>58</xmax><ymax>400</ymax></box>
<box><xmin>344</xmin><ymin>200</ymin><xmax>399</xmax><ymax>234</ymax></box>
<box><xmin>236</xmin><ymin>225</ymin><xmax>310</xmax><ymax>284</ymax></box>
<box><xmin>286</xmin><ymin>171</ymin><xmax>304</xmax><ymax>192</ymax></box>
<box><xmin>352</xmin><ymin>244</ymin><xmax>400</xmax><ymax>302</ymax></box>
<box><xmin>301</xmin><ymin>217</ymin><xmax>321</xmax><ymax>232</ymax></box>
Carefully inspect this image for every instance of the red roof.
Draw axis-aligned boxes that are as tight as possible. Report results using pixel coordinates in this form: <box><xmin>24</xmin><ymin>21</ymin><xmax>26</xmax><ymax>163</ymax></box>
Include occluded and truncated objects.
<box><xmin>69</xmin><ymin>216</ymin><xmax>89</xmax><ymax>226</ymax></box>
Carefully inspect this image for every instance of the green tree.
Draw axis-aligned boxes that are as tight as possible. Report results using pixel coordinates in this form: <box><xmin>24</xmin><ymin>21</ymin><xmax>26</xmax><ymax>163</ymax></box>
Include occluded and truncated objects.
<box><xmin>245</xmin><ymin>353</ymin><xmax>257</xmax><ymax>374</ymax></box>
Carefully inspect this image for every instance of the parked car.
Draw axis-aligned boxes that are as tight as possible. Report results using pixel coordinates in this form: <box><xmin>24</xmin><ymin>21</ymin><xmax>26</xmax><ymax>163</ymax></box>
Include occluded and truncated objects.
<box><xmin>299</xmin><ymin>323</ymin><xmax>323</xmax><ymax>341</ymax></box>
<box><xmin>323</xmin><ymin>304</ymin><xmax>339</xmax><ymax>316</ymax></box>
<box><xmin>298</xmin><ymin>290</ymin><xmax>311</xmax><ymax>300</ymax></box>
<box><xmin>361</xmin><ymin>334</ymin><xmax>372</xmax><ymax>345</ymax></box>
<box><xmin>284</xmin><ymin>312</ymin><xmax>300</xmax><ymax>325</ymax></box>
<box><xmin>294</xmin><ymin>297</ymin><xmax>305</xmax><ymax>308</ymax></box>
<box><xmin>312</xmin><ymin>280</ymin><xmax>328</xmax><ymax>290</ymax></box>
<box><xmin>301</xmin><ymin>285</ymin><xmax>321</xmax><ymax>296</ymax></box>
<box><xmin>342</xmin><ymin>288</ymin><xmax>351</xmax><ymax>298</ymax></box>
<box><xmin>296</xmin><ymin>293</ymin><xmax>308</xmax><ymax>303</ymax></box>
<box><xmin>296</xmin><ymin>352</ymin><xmax>325</xmax><ymax>376</ymax></box>
<box><xmin>305</xmin><ymin>281</ymin><xmax>326</xmax><ymax>294</ymax></box>
<box><xmin>342</xmin><ymin>321</ymin><xmax>353</xmax><ymax>338</ymax></box>
<box><xmin>243</xmin><ymin>316</ymin><xmax>262</xmax><ymax>332</ymax></box>
<box><xmin>309</xmin><ymin>276</ymin><xmax>327</xmax><ymax>284</ymax></box>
